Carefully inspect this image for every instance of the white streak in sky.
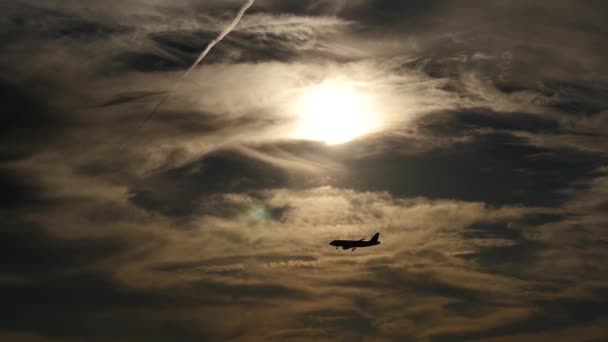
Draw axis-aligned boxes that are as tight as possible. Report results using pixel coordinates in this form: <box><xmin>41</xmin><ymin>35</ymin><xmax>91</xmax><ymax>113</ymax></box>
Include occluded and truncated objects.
<box><xmin>137</xmin><ymin>0</ymin><xmax>256</xmax><ymax>128</ymax></box>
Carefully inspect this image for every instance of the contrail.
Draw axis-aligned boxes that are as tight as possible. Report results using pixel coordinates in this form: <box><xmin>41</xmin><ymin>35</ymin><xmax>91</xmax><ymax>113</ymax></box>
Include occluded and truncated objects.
<box><xmin>136</xmin><ymin>0</ymin><xmax>256</xmax><ymax>129</ymax></box>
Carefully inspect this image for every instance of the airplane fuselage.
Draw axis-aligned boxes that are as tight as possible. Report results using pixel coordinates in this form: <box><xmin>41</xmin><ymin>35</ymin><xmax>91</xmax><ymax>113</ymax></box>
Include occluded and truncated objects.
<box><xmin>329</xmin><ymin>233</ymin><xmax>381</xmax><ymax>251</ymax></box>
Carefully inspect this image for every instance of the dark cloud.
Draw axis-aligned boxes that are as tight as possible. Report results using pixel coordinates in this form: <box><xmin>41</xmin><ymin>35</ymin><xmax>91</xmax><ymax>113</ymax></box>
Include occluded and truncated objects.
<box><xmin>0</xmin><ymin>80</ymin><xmax>65</xmax><ymax>161</ymax></box>
<box><xmin>146</xmin><ymin>29</ymin><xmax>302</xmax><ymax>65</ymax></box>
<box><xmin>431</xmin><ymin>288</ymin><xmax>608</xmax><ymax>341</ymax></box>
<box><xmin>540</xmin><ymin>80</ymin><xmax>608</xmax><ymax>117</ymax></box>
<box><xmin>0</xmin><ymin>169</ymin><xmax>43</xmax><ymax>209</ymax></box>
<box><xmin>460</xmin><ymin>222</ymin><xmax>544</xmax><ymax>278</ymax></box>
<box><xmin>0</xmin><ymin>273</ymin><xmax>216</xmax><ymax>341</ymax></box>
<box><xmin>298</xmin><ymin>308</ymin><xmax>378</xmax><ymax>337</ymax></box>
<box><xmin>130</xmin><ymin>149</ymin><xmax>290</xmax><ymax>217</ymax></box>
<box><xmin>0</xmin><ymin>220</ymin><xmax>125</xmax><ymax>275</ymax></box>
<box><xmin>113</xmin><ymin>51</ymin><xmax>188</xmax><ymax>73</ymax></box>
<box><xmin>98</xmin><ymin>90</ymin><xmax>165</xmax><ymax>108</ymax></box>
<box><xmin>338</xmin><ymin>131</ymin><xmax>605</xmax><ymax>206</ymax></box>
<box><xmin>420</xmin><ymin>108</ymin><xmax>561</xmax><ymax>134</ymax></box>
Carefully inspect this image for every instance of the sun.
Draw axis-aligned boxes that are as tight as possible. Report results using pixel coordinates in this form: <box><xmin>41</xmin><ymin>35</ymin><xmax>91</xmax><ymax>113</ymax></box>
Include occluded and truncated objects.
<box><xmin>291</xmin><ymin>80</ymin><xmax>379</xmax><ymax>145</ymax></box>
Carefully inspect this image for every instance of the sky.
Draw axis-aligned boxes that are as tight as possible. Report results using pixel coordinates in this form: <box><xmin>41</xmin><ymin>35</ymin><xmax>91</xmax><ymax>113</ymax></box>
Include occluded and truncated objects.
<box><xmin>2</xmin><ymin>0</ymin><xmax>608</xmax><ymax>341</ymax></box>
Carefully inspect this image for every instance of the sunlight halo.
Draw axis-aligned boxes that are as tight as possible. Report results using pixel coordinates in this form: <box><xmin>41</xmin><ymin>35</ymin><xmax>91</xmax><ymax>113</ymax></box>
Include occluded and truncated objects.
<box><xmin>290</xmin><ymin>79</ymin><xmax>380</xmax><ymax>145</ymax></box>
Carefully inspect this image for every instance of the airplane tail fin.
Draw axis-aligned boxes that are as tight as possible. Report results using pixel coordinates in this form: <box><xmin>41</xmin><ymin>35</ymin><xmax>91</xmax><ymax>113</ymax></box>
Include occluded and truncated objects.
<box><xmin>370</xmin><ymin>232</ymin><xmax>380</xmax><ymax>243</ymax></box>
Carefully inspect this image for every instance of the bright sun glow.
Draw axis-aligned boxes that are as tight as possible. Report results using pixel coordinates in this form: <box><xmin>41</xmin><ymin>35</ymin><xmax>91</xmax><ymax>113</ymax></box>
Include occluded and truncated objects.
<box><xmin>291</xmin><ymin>80</ymin><xmax>379</xmax><ymax>145</ymax></box>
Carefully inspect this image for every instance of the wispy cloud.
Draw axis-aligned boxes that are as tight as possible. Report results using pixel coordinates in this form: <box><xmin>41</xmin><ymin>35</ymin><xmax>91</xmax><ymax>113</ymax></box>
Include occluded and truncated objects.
<box><xmin>137</xmin><ymin>0</ymin><xmax>256</xmax><ymax>128</ymax></box>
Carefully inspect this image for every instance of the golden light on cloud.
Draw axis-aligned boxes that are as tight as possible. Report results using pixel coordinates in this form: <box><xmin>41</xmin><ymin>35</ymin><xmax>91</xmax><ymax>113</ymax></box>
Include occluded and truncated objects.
<box><xmin>290</xmin><ymin>79</ymin><xmax>380</xmax><ymax>145</ymax></box>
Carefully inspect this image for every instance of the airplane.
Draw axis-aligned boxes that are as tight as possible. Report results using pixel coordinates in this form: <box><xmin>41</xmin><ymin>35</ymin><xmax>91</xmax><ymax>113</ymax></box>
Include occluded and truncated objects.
<box><xmin>329</xmin><ymin>233</ymin><xmax>381</xmax><ymax>251</ymax></box>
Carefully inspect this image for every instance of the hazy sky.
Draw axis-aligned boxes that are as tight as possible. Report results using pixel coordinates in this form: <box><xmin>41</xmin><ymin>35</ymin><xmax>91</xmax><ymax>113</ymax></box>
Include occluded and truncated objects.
<box><xmin>2</xmin><ymin>1</ymin><xmax>608</xmax><ymax>341</ymax></box>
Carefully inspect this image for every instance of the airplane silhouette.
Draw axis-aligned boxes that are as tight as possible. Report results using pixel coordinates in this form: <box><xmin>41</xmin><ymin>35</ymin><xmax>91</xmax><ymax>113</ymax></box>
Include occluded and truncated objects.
<box><xmin>329</xmin><ymin>233</ymin><xmax>380</xmax><ymax>251</ymax></box>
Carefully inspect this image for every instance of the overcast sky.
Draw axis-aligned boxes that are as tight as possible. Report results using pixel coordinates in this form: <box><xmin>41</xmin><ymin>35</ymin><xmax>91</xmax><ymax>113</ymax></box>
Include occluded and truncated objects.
<box><xmin>2</xmin><ymin>1</ymin><xmax>608</xmax><ymax>341</ymax></box>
